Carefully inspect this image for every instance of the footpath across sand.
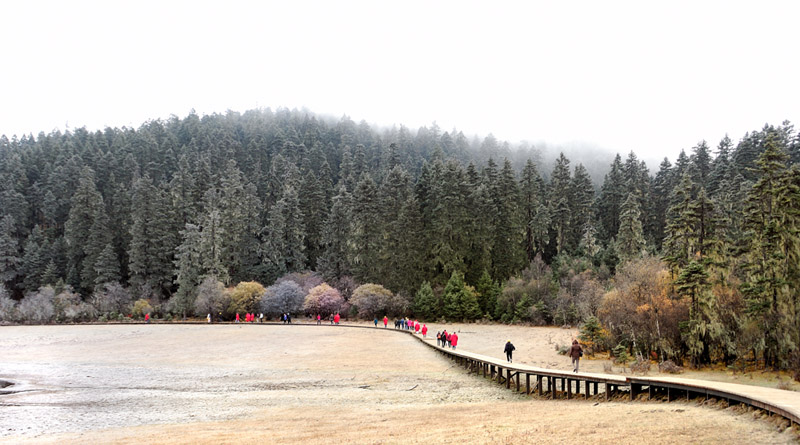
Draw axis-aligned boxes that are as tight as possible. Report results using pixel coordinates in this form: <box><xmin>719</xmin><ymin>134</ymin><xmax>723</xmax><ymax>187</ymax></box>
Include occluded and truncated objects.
<box><xmin>0</xmin><ymin>324</ymin><xmax>793</xmax><ymax>444</ymax></box>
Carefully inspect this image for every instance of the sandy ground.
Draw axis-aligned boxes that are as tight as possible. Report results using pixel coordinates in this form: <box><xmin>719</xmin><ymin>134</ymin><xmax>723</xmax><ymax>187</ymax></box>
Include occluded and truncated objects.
<box><xmin>0</xmin><ymin>323</ymin><xmax>794</xmax><ymax>444</ymax></box>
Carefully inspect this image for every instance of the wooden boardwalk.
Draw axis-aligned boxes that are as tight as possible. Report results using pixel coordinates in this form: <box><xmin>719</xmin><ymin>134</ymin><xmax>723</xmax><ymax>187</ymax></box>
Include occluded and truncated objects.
<box><xmin>398</xmin><ymin>326</ymin><xmax>800</xmax><ymax>427</ymax></box>
<box><xmin>109</xmin><ymin>320</ymin><xmax>800</xmax><ymax>427</ymax></box>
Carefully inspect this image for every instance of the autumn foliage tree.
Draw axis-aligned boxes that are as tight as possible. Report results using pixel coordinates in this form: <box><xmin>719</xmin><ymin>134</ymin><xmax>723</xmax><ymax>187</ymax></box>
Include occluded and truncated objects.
<box><xmin>350</xmin><ymin>283</ymin><xmax>408</xmax><ymax>318</ymax></box>
<box><xmin>599</xmin><ymin>256</ymin><xmax>688</xmax><ymax>361</ymax></box>
<box><xmin>302</xmin><ymin>283</ymin><xmax>344</xmax><ymax>316</ymax></box>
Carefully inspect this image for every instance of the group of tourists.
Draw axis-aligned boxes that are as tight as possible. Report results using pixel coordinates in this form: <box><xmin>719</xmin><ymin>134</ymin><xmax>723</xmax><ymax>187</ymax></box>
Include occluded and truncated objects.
<box><xmin>392</xmin><ymin>318</ymin><xmax>429</xmax><ymax>337</ymax></box>
<box><xmin>234</xmin><ymin>312</ymin><xmax>264</xmax><ymax>323</ymax></box>
<box><xmin>436</xmin><ymin>329</ymin><xmax>458</xmax><ymax>349</ymax></box>
<box><xmin>217</xmin><ymin>309</ymin><xmax>587</xmax><ymax>373</ymax></box>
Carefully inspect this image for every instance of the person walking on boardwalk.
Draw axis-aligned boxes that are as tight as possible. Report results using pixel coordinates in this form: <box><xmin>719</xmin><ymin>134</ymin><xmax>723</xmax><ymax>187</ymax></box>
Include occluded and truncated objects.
<box><xmin>421</xmin><ymin>324</ymin><xmax>428</xmax><ymax>338</ymax></box>
<box><xmin>504</xmin><ymin>340</ymin><xmax>515</xmax><ymax>363</ymax></box>
<box><xmin>207</xmin><ymin>313</ymin><xmax>211</xmax><ymax>323</ymax></box>
<box><xmin>374</xmin><ymin>317</ymin><xmax>378</xmax><ymax>327</ymax></box>
<box><xmin>330</xmin><ymin>313</ymin><xmax>334</xmax><ymax>324</ymax></box>
<box><xmin>450</xmin><ymin>331</ymin><xmax>458</xmax><ymax>349</ymax></box>
<box><xmin>436</xmin><ymin>331</ymin><xmax>442</xmax><ymax>346</ymax></box>
<box><xmin>414</xmin><ymin>320</ymin><xmax>420</xmax><ymax>333</ymax></box>
<box><xmin>317</xmin><ymin>314</ymin><xmax>321</xmax><ymax>325</ymax></box>
<box><xmin>568</xmin><ymin>339</ymin><xmax>583</xmax><ymax>372</ymax></box>
<box><xmin>145</xmin><ymin>313</ymin><xmax>150</xmax><ymax>323</ymax></box>
<box><xmin>235</xmin><ymin>313</ymin><xmax>240</xmax><ymax>323</ymax></box>
<box><xmin>383</xmin><ymin>315</ymin><xmax>388</xmax><ymax>328</ymax></box>
<box><xmin>334</xmin><ymin>313</ymin><xmax>340</xmax><ymax>325</ymax></box>
<box><xmin>445</xmin><ymin>331</ymin><xmax>452</xmax><ymax>348</ymax></box>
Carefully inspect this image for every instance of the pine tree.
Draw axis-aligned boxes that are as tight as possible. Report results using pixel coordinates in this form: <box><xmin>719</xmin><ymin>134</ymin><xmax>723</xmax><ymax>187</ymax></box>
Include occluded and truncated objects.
<box><xmin>430</xmin><ymin>160</ymin><xmax>470</xmax><ymax>282</ymax></box>
<box><xmin>690</xmin><ymin>140</ymin><xmax>713</xmax><ymax>189</ymax></box>
<box><xmin>441</xmin><ymin>270</ymin><xmax>480</xmax><ymax>320</ymax></box>
<box><xmin>475</xmin><ymin>269</ymin><xmax>500</xmax><ymax>318</ymax></box>
<box><xmin>351</xmin><ymin>174</ymin><xmax>381</xmax><ymax>283</ymax></box>
<box><xmin>0</xmin><ymin>215</ymin><xmax>21</xmax><ymax>288</ymax></box>
<box><xmin>663</xmin><ymin>172</ymin><xmax>696</xmax><ymax>273</ymax></box>
<box><xmin>616</xmin><ymin>191</ymin><xmax>646</xmax><ymax>260</ymax></box>
<box><xmin>300</xmin><ymin>170</ymin><xmax>326</xmax><ymax>270</ymax></box>
<box><xmin>93</xmin><ymin>243</ymin><xmax>121</xmax><ymax>287</ymax></box>
<box><xmin>64</xmin><ymin>167</ymin><xmax>103</xmax><ymax>291</ymax></box>
<box><xmin>649</xmin><ymin>158</ymin><xmax>674</xmax><ymax>249</ymax></box>
<box><xmin>708</xmin><ymin>135</ymin><xmax>733</xmax><ymax>196</ymax></box>
<box><xmin>569</xmin><ymin>164</ymin><xmax>595</xmax><ymax>253</ymax></box>
<box><xmin>81</xmin><ymin>204</ymin><xmax>112</xmax><ymax>292</ymax></box>
<box><xmin>596</xmin><ymin>154</ymin><xmax>625</xmax><ymax>243</ymax></box>
<box><xmin>520</xmin><ymin>159</ymin><xmax>546</xmax><ymax>262</ymax></box>
<box><xmin>20</xmin><ymin>225</ymin><xmax>47</xmax><ymax>293</ymax></box>
<box><xmin>172</xmin><ymin>223</ymin><xmax>202</xmax><ymax>316</ymax></box>
<box><xmin>548</xmin><ymin>154</ymin><xmax>572</xmax><ymax>254</ymax></box>
<box><xmin>491</xmin><ymin>159</ymin><xmax>523</xmax><ymax>280</ymax></box>
<box><xmin>317</xmin><ymin>186</ymin><xmax>352</xmax><ymax>281</ymax></box>
<box><xmin>413</xmin><ymin>281</ymin><xmax>438</xmax><ymax>320</ymax></box>
<box><xmin>128</xmin><ymin>176</ymin><xmax>178</xmax><ymax>299</ymax></box>
<box><xmin>674</xmin><ymin>259</ymin><xmax>721</xmax><ymax>365</ymax></box>
<box><xmin>739</xmin><ymin>133</ymin><xmax>798</xmax><ymax>367</ymax></box>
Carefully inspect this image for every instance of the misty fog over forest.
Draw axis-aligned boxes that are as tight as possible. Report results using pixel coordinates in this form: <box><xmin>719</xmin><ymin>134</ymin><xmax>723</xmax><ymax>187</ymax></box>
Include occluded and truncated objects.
<box><xmin>1</xmin><ymin>107</ymin><xmax>799</xmax><ymax>372</ymax></box>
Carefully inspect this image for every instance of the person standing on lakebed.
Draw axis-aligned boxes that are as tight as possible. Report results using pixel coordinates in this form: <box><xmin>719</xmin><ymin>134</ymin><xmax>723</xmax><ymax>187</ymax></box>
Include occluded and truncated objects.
<box><xmin>568</xmin><ymin>340</ymin><xmax>584</xmax><ymax>372</ymax></box>
<box><xmin>504</xmin><ymin>340</ymin><xmax>515</xmax><ymax>363</ymax></box>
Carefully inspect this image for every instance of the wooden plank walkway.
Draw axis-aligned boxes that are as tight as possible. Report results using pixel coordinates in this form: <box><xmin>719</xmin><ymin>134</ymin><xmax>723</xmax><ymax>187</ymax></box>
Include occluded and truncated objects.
<box><xmin>100</xmin><ymin>320</ymin><xmax>800</xmax><ymax>426</ymax></box>
<box><xmin>399</xmin><ymin>327</ymin><xmax>800</xmax><ymax>426</ymax></box>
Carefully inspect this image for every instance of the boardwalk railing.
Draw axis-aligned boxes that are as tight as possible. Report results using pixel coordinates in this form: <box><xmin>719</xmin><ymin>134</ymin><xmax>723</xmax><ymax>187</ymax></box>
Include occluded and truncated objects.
<box><xmin>72</xmin><ymin>319</ymin><xmax>800</xmax><ymax>428</ymax></box>
<box><xmin>391</xmin><ymin>324</ymin><xmax>800</xmax><ymax>428</ymax></box>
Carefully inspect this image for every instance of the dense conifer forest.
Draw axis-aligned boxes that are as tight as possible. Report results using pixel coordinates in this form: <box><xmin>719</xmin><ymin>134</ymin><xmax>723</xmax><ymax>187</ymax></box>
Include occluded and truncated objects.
<box><xmin>1</xmin><ymin>108</ymin><xmax>799</xmax><ymax>372</ymax></box>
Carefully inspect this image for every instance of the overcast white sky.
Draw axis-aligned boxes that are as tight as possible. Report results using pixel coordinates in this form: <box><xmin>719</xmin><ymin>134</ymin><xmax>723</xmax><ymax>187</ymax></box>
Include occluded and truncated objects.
<box><xmin>1</xmin><ymin>0</ymin><xmax>798</xmax><ymax>163</ymax></box>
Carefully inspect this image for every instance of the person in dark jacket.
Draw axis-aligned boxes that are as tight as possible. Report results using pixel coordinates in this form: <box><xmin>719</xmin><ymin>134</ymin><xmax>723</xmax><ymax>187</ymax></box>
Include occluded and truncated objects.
<box><xmin>568</xmin><ymin>339</ymin><xmax>583</xmax><ymax>372</ymax></box>
<box><xmin>504</xmin><ymin>340</ymin><xmax>515</xmax><ymax>363</ymax></box>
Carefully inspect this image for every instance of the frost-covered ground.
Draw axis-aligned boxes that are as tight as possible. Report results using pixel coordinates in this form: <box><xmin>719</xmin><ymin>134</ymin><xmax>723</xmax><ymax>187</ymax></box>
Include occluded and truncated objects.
<box><xmin>0</xmin><ymin>324</ymin><xmax>792</xmax><ymax>444</ymax></box>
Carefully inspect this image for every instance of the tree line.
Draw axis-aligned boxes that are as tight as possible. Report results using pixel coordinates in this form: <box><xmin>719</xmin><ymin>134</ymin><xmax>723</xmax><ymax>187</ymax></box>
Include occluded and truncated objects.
<box><xmin>0</xmin><ymin>109</ymin><xmax>798</xmax><ymax>372</ymax></box>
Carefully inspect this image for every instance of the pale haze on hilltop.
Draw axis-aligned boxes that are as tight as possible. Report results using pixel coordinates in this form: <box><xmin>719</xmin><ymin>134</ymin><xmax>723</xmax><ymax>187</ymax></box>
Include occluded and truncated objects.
<box><xmin>1</xmin><ymin>0</ymin><xmax>798</xmax><ymax>165</ymax></box>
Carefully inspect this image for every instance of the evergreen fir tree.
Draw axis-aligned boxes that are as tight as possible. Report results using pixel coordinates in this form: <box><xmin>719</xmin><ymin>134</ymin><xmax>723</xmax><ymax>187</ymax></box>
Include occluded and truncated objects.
<box><xmin>413</xmin><ymin>281</ymin><xmax>438</xmax><ymax>320</ymax></box>
<box><xmin>475</xmin><ymin>269</ymin><xmax>500</xmax><ymax>318</ymax></box>
<box><xmin>569</xmin><ymin>164</ymin><xmax>595</xmax><ymax>253</ymax></box>
<box><xmin>93</xmin><ymin>243</ymin><xmax>121</xmax><ymax>287</ymax></box>
<box><xmin>0</xmin><ymin>215</ymin><xmax>21</xmax><ymax>288</ymax></box>
<box><xmin>351</xmin><ymin>174</ymin><xmax>381</xmax><ymax>283</ymax></box>
<box><xmin>520</xmin><ymin>159</ymin><xmax>546</xmax><ymax>262</ymax></box>
<box><xmin>490</xmin><ymin>159</ymin><xmax>523</xmax><ymax>280</ymax></box>
<box><xmin>317</xmin><ymin>186</ymin><xmax>352</xmax><ymax>281</ymax></box>
<box><xmin>20</xmin><ymin>225</ymin><xmax>47</xmax><ymax>293</ymax></box>
<box><xmin>596</xmin><ymin>154</ymin><xmax>625</xmax><ymax>243</ymax></box>
<box><xmin>616</xmin><ymin>191</ymin><xmax>646</xmax><ymax>260</ymax></box>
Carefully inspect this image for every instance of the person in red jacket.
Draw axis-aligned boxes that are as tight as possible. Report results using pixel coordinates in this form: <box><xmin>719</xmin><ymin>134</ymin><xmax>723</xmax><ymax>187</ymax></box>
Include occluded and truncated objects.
<box><xmin>450</xmin><ymin>332</ymin><xmax>458</xmax><ymax>349</ymax></box>
<box><xmin>414</xmin><ymin>321</ymin><xmax>420</xmax><ymax>333</ymax></box>
<box><xmin>383</xmin><ymin>316</ymin><xmax>388</xmax><ymax>328</ymax></box>
<box><xmin>334</xmin><ymin>313</ymin><xmax>340</xmax><ymax>325</ymax></box>
<box><xmin>235</xmin><ymin>313</ymin><xmax>240</xmax><ymax>323</ymax></box>
<box><xmin>421</xmin><ymin>324</ymin><xmax>428</xmax><ymax>337</ymax></box>
<box><xmin>446</xmin><ymin>332</ymin><xmax>452</xmax><ymax>347</ymax></box>
<box><xmin>144</xmin><ymin>313</ymin><xmax>150</xmax><ymax>323</ymax></box>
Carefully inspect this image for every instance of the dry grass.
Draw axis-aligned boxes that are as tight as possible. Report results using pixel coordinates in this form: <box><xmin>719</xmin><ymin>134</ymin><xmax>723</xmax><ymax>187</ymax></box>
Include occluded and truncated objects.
<box><xmin>0</xmin><ymin>324</ymin><xmax>795</xmax><ymax>444</ymax></box>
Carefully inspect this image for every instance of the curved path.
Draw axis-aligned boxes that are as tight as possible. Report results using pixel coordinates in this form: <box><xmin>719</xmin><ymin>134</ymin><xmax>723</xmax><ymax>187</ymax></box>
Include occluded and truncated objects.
<box><xmin>379</xmin><ymin>322</ymin><xmax>800</xmax><ymax>428</ymax></box>
<box><xmin>62</xmin><ymin>319</ymin><xmax>800</xmax><ymax>428</ymax></box>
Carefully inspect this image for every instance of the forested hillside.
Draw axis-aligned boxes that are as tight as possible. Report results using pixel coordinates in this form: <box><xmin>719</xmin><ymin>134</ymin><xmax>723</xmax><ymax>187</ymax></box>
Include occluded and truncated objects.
<box><xmin>1</xmin><ymin>108</ymin><xmax>799</xmax><ymax>371</ymax></box>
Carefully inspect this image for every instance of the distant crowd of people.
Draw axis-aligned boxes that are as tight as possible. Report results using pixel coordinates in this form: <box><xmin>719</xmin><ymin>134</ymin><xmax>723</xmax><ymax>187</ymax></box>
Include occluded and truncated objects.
<box><xmin>200</xmin><ymin>310</ymin><xmax>585</xmax><ymax>373</ymax></box>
